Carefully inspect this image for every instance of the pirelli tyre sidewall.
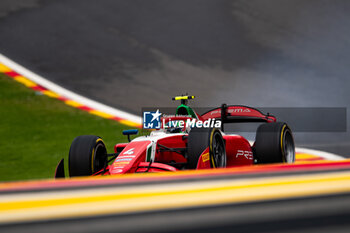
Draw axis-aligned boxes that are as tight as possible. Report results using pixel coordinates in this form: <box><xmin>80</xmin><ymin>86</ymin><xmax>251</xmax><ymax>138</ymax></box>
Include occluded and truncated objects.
<box><xmin>187</xmin><ymin>128</ymin><xmax>226</xmax><ymax>169</ymax></box>
<box><xmin>254</xmin><ymin>122</ymin><xmax>295</xmax><ymax>164</ymax></box>
<box><xmin>68</xmin><ymin>135</ymin><xmax>107</xmax><ymax>177</ymax></box>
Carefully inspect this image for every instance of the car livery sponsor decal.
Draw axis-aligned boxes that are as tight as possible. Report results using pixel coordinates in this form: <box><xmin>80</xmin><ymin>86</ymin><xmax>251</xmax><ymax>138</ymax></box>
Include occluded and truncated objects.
<box><xmin>202</xmin><ymin>153</ymin><xmax>210</xmax><ymax>162</ymax></box>
<box><xmin>112</xmin><ymin>169</ymin><xmax>123</xmax><ymax>173</ymax></box>
<box><xmin>210</xmin><ymin>108</ymin><xmax>251</xmax><ymax>115</ymax></box>
<box><xmin>228</xmin><ymin>108</ymin><xmax>251</xmax><ymax>113</ymax></box>
<box><xmin>123</xmin><ymin>148</ymin><xmax>135</xmax><ymax>155</ymax></box>
<box><xmin>118</xmin><ymin>155</ymin><xmax>136</xmax><ymax>158</ymax></box>
<box><xmin>110</xmin><ymin>141</ymin><xmax>153</xmax><ymax>173</ymax></box>
<box><xmin>113</xmin><ymin>161</ymin><xmax>130</xmax><ymax>166</ymax></box>
<box><xmin>236</xmin><ymin>150</ymin><xmax>253</xmax><ymax>160</ymax></box>
<box><xmin>115</xmin><ymin>158</ymin><xmax>133</xmax><ymax>162</ymax></box>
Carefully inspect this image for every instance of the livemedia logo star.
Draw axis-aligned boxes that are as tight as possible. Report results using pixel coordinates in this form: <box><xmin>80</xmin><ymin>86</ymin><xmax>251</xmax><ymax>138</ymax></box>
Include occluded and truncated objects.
<box><xmin>143</xmin><ymin>109</ymin><xmax>162</xmax><ymax>129</ymax></box>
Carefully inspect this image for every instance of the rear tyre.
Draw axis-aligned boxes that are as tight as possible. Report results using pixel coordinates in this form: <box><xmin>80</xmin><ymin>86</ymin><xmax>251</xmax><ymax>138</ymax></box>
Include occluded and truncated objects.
<box><xmin>254</xmin><ymin>122</ymin><xmax>295</xmax><ymax>164</ymax></box>
<box><xmin>69</xmin><ymin>135</ymin><xmax>107</xmax><ymax>177</ymax></box>
<box><xmin>187</xmin><ymin>128</ymin><xmax>226</xmax><ymax>169</ymax></box>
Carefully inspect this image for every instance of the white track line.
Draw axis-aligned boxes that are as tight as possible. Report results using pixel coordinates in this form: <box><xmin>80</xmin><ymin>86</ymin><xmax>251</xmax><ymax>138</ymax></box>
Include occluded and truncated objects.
<box><xmin>0</xmin><ymin>54</ymin><xmax>345</xmax><ymax>160</ymax></box>
<box><xmin>0</xmin><ymin>53</ymin><xmax>142</xmax><ymax>124</ymax></box>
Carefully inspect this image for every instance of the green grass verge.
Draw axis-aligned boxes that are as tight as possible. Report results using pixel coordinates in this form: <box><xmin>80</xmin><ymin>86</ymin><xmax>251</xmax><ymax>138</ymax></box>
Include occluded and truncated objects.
<box><xmin>0</xmin><ymin>74</ymin><xmax>132</xmax><ymax>182</ymax></box>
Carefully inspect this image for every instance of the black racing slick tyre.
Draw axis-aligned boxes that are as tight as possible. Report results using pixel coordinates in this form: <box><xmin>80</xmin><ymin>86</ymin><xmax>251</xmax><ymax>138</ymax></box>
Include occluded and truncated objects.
<box><xmin>187</xmin><ymin>128</ymin><xmax>226</xmax><ymax>169</ymax></box>
<box><xmin>254</xmin><ymin>122</ymin><xmax>295</xmax><ymax>164</ymax></box>
<box><xmin>68</xmin><ymin>135</ymin><xmax>107</xmax><ymax>177</ymax></box>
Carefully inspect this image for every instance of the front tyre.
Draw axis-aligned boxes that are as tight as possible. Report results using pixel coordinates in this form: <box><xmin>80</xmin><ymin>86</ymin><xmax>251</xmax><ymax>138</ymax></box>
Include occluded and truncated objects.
<box><xmin>69</xmin><ymin>135</ymin><xmax>107</xmax><ymax>177</ymax></box>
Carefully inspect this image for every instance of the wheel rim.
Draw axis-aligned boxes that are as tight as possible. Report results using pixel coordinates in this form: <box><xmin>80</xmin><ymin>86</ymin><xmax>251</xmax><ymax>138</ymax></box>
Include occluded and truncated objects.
<box><xmin>283</xmin><ymin>129</ymin><xmax>295</xmax><ymax>163</ymax></box>
<box><xmin>93</xmin><ymin>143</ymin><xmax>107</xmax><ymax>173</ymax></box>
<box><xmin>212</xmin><ymin>131</ymin><xmax>226</xmax><ymax>167</ymax></box>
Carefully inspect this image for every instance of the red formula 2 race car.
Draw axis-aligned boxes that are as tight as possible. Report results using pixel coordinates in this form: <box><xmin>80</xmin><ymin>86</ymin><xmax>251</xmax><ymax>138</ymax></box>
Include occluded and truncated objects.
<box><xmin>55</xmin><ymin>96</ymin><xmax>295</xmax><ymax>178</ymax></box>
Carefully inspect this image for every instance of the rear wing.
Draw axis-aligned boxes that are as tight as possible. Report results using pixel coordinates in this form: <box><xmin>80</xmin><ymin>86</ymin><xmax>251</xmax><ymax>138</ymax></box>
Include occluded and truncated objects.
<box><xmin>201</xmin><ymin>104</ymin><xmax>276</xmax><ymax>131</ymax></box>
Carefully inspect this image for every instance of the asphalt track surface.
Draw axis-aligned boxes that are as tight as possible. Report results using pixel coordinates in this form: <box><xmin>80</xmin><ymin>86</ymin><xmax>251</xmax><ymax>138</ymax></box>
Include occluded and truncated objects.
<box><xmin>0</xmin><ymin>0</ymin><xmax>350</xmax><ymax>155</ymax></box>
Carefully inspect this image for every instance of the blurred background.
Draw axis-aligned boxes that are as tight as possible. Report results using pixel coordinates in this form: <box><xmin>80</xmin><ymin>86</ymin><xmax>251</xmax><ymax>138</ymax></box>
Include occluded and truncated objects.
<box><xmin>1</xmin><ymin>1</ymin><xmax>350</xmax><ymax>232</ymax></box>
<box><xmin>0</xmin><ymin>0</ymin><xmax>349</xmax><ymax>155</ymax></box>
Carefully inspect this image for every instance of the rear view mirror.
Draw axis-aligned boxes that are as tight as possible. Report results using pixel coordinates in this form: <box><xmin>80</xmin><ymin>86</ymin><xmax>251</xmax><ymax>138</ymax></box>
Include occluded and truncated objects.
<box><xmin>122</xmin><ymin>129</ymin><xmax>139</xmax><ymax>142</ymax></box>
